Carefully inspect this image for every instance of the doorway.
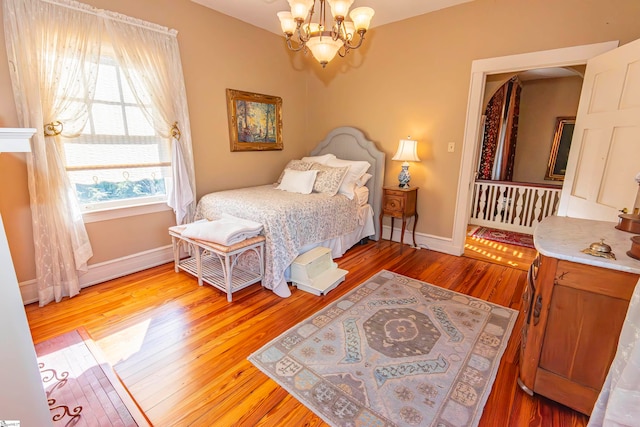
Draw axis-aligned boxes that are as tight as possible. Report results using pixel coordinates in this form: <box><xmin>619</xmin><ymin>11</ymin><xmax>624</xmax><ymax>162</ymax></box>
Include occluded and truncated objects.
<box><xmin>450</xmin><ymin>41</ymin><xmax>619</xmax><ymax>256</ymax></box>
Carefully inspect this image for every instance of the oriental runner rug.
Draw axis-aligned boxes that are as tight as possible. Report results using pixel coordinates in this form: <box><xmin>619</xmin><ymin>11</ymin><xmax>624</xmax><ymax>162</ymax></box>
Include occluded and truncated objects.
<box><xmin>469</xmin><ymin>226</ymin><xmax>535</xmax><ymax>249</ymax></box>
<box><xmin>249</xmin><ymin>270</ymin><xmax>517</xmax><ymax>427</ymax></box>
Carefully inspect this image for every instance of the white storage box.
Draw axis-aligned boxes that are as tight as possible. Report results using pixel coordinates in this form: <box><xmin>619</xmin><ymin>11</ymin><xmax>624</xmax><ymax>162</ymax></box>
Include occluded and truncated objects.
<box><xmin>291</xmin><ymin>247</ymin><xmax>347</xmax><ymax>296</ymax></box>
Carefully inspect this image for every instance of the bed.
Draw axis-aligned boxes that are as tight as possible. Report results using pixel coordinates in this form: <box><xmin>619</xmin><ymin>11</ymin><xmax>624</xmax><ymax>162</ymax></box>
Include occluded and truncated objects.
<box><xmin>194</xmin><ymin>126</ymin><xmax>385</xmax><ymax>297</ymax></box>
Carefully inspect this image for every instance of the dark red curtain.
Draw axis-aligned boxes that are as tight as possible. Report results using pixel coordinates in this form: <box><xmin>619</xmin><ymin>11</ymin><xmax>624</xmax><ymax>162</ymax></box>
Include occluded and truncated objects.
<box><xmin>478</xmin><ymin>77</ymin><xmax>522</xmax><ymax>181</ymax></box>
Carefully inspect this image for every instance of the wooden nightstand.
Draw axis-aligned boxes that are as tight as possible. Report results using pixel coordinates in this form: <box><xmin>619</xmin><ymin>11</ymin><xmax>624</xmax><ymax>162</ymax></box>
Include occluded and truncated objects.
<box><xmin>380</xmin><ymin>186</ymin><xmax>418</xmax><ymax>246</ymax></box>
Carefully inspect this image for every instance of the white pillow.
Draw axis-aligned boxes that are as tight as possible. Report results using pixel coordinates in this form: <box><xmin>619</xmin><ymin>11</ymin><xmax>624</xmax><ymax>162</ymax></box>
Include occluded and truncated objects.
<box><xmin>276</xmin><ymin>169</ymin><xmax>318</xmax><ymax>194</ymax></box>
<box><xmin>356</xmin><ymin>173</ymin><xmax>373</xmax><ymax>187</ymax></box>
<box><xmin>325</xmin><ymin>158</ymin><xmax>371</xmax><ymax>199</ymax></box>
<box><xmin>301</xmin><ymin>153</ymin><xmax>336</xmax><ymax>165</ymax></box>
<box><xmin>354</xmin><ymin>185</ymin><xmax>370</xmax><ymax>206</ymax></box>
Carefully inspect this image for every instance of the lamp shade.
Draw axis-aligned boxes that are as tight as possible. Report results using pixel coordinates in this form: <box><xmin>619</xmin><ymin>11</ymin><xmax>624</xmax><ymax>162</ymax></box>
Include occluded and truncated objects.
<box><xmin>328</xmin><ymin>0</ymin><xmax>354</xmax><ymax>18</ymax></box>
<box><xmin>287</xmin><ymin>0</ymin><xmax>314</xmax><ymax>20</ymax></box>
<box><xmin>349</xmin><ymin>6</ymin><xmax>375</xmax><ymax>31</ymax></box>
<box><xmin>277</xmin><ymin>11</ymin><xmax>297</xmax><ymax>34</ymax></box>
<box><xmin>306</xmin><ymin>35</ymin><xmax>343</xmax><ymax>67</ymax></box>
<box><xmin>392</xmin><ymin>138</ymin><xmax>420</xmax><ymax>162</ymax></box>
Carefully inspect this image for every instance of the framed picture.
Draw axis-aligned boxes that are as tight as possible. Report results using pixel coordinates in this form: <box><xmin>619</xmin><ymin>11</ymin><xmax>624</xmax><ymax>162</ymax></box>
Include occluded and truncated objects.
<box><xmin>226</xmin><ymin>89</ymin><xmax>283</xmax><ymax>152</ymax></box>
<box><xmin>545</xmin><ymin>116</ymin><xmax>575</xmax><ymax>181</ymax></box>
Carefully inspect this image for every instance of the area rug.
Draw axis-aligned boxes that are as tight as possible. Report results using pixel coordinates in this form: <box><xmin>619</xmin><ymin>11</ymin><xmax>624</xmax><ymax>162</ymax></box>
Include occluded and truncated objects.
<box><xmin>35</xmin><ymin>328</ymin><xmax>150</xmax><ymax>427</ymax></box>
<box><xmin>248</xmin><ymin>270</ymin><xmax>518</xmax><ymax>427</ymax></box>
<box><xmin>469</xmin><ymin>226</ymin><xmax>534</xmax><ymax>249</ymax></box>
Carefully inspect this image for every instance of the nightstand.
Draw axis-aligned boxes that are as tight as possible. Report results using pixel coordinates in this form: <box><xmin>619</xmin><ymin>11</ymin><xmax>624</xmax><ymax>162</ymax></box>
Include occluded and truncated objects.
<box><xmin>380</xmin><ymin>186</ymin><xmax>418</xmax><ymax>246</ymax></box>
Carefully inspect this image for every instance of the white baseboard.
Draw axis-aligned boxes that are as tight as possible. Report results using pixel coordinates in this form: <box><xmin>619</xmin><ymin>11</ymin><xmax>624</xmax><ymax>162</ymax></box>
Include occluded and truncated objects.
<box><xmin>381</xmin><ymin>225</ymin><xmax>461</xmax><ymax>256</ymax></box>
<box><xmin>20</xmin><ymin>245</ymin><xmax>174</xmax><ymax>305</ymax></box>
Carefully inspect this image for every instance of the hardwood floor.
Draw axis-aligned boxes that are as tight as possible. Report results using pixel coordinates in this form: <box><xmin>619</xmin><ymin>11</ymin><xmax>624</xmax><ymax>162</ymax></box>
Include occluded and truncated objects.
<box><xmin>26</xmin><ymin>240</ymin><xmax>589</xmax><ymax>427</ymax></box>
<box><xmin>464</xmin><ymin>226</ymin><xmax>537</xmax><ymax>272</ymax></box>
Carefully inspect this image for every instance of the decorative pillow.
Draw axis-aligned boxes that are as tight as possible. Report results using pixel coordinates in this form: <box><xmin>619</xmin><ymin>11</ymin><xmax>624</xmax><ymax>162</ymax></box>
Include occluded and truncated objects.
<box><xmin>354</xmin><ymin>185</ymin><xmax>370</xmax><ymax>206</ymax></box>
<box><xmin>301</xmin><ymin>153</ymin><xmax>336</xmax><ymax>165</ymax></box>
<box><xmin>325</xmin><ymin>158</ymin><xmax>371</xmax><ymax>199</ymax></box>
<box><xmin>276</xmin><ymin>169</ymin><xmax>318</xmax><ymax>194</ymax></box>
<box><xmin>309</xmin><ymin>163</ymin><xmax>349</xmax><ymax>196</ymax></box>
<box><xmin>276</xmin><ymin>160</ymin><xmax>313</xmax><ymax>184</ymax></box>
<box><xmin>356</xmin><ymin>173</ymin><xmax>373</xmax><ymax>187</ymax></box>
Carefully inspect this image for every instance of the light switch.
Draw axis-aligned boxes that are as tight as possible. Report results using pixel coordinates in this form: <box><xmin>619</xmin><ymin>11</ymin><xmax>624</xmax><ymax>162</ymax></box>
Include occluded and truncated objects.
<box><xmin>447</xmin><ymin>142</ymin><xmax>455</xmax><ymax>153</ymax></box>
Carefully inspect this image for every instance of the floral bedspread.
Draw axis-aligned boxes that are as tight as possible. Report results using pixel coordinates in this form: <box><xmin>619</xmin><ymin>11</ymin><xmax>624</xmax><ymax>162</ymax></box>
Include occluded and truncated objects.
<box><xmin>195</xmin><ymin>185</ymin><xmax>359</xmax><ymax>297</ymax></box>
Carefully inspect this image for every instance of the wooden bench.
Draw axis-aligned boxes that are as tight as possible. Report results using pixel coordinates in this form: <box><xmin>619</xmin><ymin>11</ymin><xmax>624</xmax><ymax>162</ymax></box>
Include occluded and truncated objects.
<box><xmin>169</xmin><ymin>226</ymin><xmax>265</xmax><ymax>302</ymax></box>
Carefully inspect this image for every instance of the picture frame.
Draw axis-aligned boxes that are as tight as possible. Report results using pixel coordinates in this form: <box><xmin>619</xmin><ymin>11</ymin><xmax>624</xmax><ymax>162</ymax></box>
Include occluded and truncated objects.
<box><xmin>545</xmin><ymin>116</ymin><xmax>575</xmax><ymax>181</ymax></box>
<box><xmin>226</xmin><ymin>89</ymin><xmax>283</xmax><ymax>152</ymax></box>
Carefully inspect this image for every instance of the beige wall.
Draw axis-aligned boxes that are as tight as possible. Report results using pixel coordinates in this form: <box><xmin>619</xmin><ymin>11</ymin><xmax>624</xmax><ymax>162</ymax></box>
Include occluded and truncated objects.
<box><xmin>513</xmin><ymin>76</ymin><xmax>583</xmax><ymax>184</ymax></box>
<box><xmin>2</xmin><ymin>0</ymin><xmax>640</xmax><ymax>284</ymax></box>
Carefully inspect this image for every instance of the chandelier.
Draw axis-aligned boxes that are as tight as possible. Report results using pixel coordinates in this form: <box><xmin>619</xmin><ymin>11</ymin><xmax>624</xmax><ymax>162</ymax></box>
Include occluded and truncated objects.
<box><xmin>277</xmin><ymin>0</ymin><xmax>375</xmax><ymax>68</ymax></box>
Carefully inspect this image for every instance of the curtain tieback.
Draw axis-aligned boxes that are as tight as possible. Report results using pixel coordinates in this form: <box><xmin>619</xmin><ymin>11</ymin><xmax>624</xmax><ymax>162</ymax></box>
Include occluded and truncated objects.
<box><xmin>170</xmin><ymin>122</ymin><xmax>181</xmax><ymax>140</ymax></box>
<box><xmin>44</xmin><ymin>121</ymin><xmax>63</xmax><ymax>137</ymax></box>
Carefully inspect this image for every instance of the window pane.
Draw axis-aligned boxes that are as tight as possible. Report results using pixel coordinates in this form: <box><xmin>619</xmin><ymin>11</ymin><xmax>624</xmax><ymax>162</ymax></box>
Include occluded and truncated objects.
<box><xmin>94</xmin><ymin>63</ymin><xmax>121</xmax><ymax>102</ymax></box>
<box><xmin>126</xmin><ymin>106</ymin><xmax>155</xmax><ymax>136</ymax></box>
<box><xmin>62</xmin><ymin>49</ymin><xmax>172</xmax><ymax>212</ymax></box>
<box><xmin>119</xmin><ymin>69</ymin><xmax>151</xmax><ymax>104</ymax></box>
<box><xmin>64</xmin><ymin>139</ymin><xmax>170</xmax><ymax>168</ymax></box>
<box><xmin>68</xmin><ymin>166</ymin><xmax>168</xmax><ymax>204</ymax></box>
<box><xmin>92</xmin><ymin>103</ymin><xmax>125</xmax><ymax>135</ymax></box>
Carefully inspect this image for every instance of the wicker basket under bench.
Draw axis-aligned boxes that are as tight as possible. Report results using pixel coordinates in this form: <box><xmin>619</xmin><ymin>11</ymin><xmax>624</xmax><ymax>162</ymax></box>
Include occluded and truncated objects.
<box><xmin>169</xmin><ymin>225</ymin><xmax>265</xmax><ymax>302</ymax></box>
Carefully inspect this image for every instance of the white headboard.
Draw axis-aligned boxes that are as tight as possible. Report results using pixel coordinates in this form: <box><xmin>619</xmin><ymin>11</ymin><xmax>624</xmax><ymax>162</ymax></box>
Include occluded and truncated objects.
<box><xmin>311</xmin><ymin>127</ymin><xmax>385</xmax><ymax>241</ymax></box>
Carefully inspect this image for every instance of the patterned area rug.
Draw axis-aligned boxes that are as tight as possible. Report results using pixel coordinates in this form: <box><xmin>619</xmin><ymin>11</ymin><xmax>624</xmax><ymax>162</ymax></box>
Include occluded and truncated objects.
<box><xmin>249</xmin><ymin>270</ymin><xmax>517</xmax><ymax>427</ymax></box>
<box><xmin>469</xmin><ymin>226</ymin><xmax>535</xmax><ymax>249</ymax></box>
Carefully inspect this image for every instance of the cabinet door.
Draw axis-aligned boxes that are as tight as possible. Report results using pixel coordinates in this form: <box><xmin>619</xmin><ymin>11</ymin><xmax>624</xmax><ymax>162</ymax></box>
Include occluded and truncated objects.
<box><xmin>535</xmin><ymin>260</ymin><xmax>637</xmax><ymax>414</ymax></box>
<box><xmin>540</xmin><ymin>284</ymin><xmax>627</xmax><ymax>384</ymax></box>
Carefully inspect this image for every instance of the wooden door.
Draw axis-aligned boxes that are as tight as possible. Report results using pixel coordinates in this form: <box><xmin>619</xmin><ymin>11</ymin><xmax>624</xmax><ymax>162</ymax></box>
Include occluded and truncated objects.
<box><xmin>558</xmin><ymin>38</ymin><xmax>640</xmax><ymax>220</ymax></box>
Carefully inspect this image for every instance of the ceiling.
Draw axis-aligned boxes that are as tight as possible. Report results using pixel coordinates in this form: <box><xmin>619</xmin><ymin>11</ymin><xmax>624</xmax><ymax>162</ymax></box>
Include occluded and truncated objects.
<box><xmin>190</xmin><ymin>0</ymin><xmax>475</xmax><ymax>36</ymax></box>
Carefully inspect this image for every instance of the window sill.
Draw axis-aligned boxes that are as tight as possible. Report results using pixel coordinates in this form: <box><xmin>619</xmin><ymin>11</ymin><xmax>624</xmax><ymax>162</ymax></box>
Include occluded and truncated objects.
<box><xmin>82</xmin><ymin>201</ymin><xmax>171</xmax><ymax>223</ymax></box>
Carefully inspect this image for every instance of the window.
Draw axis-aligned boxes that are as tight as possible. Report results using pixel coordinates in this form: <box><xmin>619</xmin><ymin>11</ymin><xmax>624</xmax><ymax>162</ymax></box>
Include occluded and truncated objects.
<box><xmin>61</xmin><ymin>53</ymin><xmax>171</xmax><ymax>212</ymax></box>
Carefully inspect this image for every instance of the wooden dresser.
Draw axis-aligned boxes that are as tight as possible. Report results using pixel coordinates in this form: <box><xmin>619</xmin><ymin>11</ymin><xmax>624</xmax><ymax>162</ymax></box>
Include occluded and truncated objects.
<box><xmin>519</xmin><ymin>216</ymin><xmax>640</xmax><ymax>415</ymax></box>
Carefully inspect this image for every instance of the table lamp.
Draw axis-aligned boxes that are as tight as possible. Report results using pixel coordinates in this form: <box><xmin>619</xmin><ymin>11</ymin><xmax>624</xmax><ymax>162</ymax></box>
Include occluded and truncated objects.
<box><xmin>392</xmin><ymin>137</ymin><xmax>420</xmax><ymax>188</ymax></box>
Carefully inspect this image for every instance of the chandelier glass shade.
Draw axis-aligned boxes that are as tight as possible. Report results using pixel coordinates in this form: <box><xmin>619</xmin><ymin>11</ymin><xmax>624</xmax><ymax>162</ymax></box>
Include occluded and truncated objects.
<box><xmin>277</xmin><ymin>0</ymin><xmax>375</xmax><ymax>67</ymax></box>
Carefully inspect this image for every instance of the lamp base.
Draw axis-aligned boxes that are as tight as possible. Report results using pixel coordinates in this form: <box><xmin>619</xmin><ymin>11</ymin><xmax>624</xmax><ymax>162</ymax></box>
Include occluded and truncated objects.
<box><xmin>397</xmin><ymin>164</ymin><xmax>411</xmax><ymax>189</ymax></box>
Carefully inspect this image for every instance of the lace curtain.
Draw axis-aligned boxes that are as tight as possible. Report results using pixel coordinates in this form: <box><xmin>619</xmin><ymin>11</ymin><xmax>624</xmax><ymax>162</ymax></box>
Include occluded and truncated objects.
<box><xmin>4</xmin><ymin>0</ymin><xmax>99</xmax><ymax>306</ymax></box>
<box><xmin>3</xmin><ymin>0</ymin><xmax>195</xmax><ymax>305</ymax></box>
<box><xmin>589</xmin><ymin>277</ymin><xmax>640</xmax><ymax>427</ymax></box>
<box><xmin>103</xmin><ymin>17</ymin><xmax>195</xmax><ymax>224</ymax></box>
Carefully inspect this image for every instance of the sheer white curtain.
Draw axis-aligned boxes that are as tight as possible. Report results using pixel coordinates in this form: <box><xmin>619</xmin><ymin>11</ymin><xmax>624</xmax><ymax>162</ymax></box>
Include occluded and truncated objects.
<box><xmin>589</xmin><ymin>278</ymin><xmax>640</xmax><ymax>427</ymax></box>
<box><xmin>3</xmin><ymin>0</ymin><xmax>99</xmax><ymax>306</ymax></box>
<box><xmin>4</xmin><ymin>0</ymin><xmax>195</xmax><ymax>306</ymax></box>
<box><xmin>104</xmin><ymin>17</ymin><xmax>196</xmax><ymax>224</ymax></box>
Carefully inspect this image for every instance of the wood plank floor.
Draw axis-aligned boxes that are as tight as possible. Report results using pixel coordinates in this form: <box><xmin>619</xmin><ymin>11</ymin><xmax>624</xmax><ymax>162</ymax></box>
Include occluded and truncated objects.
<box><xmin>464</xmin><ymin>225</ymin><xmax>537</xmax><ymax>272</ymax></box>
<box><xmin>26</xmin><ymin>240</ymin><xmax>589</xmax><ymax>427</ymax></box>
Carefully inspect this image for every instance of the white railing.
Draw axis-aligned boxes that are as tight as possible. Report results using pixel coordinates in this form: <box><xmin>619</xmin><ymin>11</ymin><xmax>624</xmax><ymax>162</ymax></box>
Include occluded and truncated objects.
<box><xmin>470</xmin><ymin>180</ymin><xmax>562</xmax><ymax>234</ymax></box>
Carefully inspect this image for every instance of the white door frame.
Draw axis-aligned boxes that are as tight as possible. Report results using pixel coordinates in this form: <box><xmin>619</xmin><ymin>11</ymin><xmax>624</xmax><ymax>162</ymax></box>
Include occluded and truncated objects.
<box><xmin>450</xmin><ymin>41</ymin><xmax>619</xmax><ymax>255</ymax></box>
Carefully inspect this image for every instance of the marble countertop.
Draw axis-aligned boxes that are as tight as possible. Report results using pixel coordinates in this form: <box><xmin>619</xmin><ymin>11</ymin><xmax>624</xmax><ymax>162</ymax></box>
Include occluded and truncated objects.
<box><xmin>534</xmin><ymin>216</ymin><xmax>640</xmax><ymax>274</ymax></box>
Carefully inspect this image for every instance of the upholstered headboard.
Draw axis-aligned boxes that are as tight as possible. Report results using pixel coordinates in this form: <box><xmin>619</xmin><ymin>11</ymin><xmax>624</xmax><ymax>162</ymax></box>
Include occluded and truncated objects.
<box><xmin>311</xmin><ymin>127</ymin><xmax>385</xmax><ymax>241</ymax></box>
